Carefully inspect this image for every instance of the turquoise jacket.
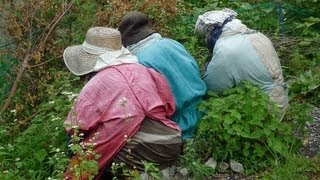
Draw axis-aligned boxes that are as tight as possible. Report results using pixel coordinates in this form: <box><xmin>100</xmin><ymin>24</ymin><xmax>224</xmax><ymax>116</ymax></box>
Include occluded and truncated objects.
<box><xmin>135</xmin><ymin>38</ymin><xmax>207</xmax><ymax>139</ymax></box>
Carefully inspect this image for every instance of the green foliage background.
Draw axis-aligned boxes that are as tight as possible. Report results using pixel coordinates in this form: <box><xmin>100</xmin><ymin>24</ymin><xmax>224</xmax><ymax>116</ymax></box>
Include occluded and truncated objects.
<box><xmin>0</xmin><ymin>0</ymin><xmax>319</xmax><ymax>179</ymax></box>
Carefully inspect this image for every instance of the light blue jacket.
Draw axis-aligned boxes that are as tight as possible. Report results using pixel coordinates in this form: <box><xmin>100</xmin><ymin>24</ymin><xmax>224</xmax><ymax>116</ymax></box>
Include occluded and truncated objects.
<box><xmin>204</xmin><ymin>32</ymin><xmax>288</xmax><ymax>116</ymax></box>
<box><xmin>133</xmin><ymin>38</ymin><xmax>207</xmax><ymax>139</ymax></box>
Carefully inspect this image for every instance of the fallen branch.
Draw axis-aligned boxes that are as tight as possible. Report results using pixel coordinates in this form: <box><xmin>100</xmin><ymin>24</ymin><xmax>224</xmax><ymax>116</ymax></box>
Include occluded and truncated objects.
<box><xmin>1</xmin><ymin>1</ymin><xmax>74</xmax><ymax>113</ymax></box>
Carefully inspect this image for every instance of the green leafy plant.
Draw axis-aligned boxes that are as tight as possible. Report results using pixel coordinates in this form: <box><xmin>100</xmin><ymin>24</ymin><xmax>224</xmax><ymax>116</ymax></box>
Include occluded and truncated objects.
<box><xmin>260</xmin><ymin>155</ymin><xmax>320</xmax><ymax>180</ymax></box>
<box><xmin>194</xmin><ymin>82</ymin><xmax>300</xmax><ymax>174</ymax></box>
<box><xmin>110</xmin><ymin>162</ymin><xmax>140</xmax><ymax>180</ymax></box>
<box><xmin>142</xmin><ymin>160</ymin><xmax>161</xmax><ymax>180</ymax></box>
<box><xmin>66</xmin><ymin>125</ymin><xmax>100</xmax><ymax>180</ymax></box>
<box><xmin>0</xmin><ymin>72</ymin><xmax>81</xmax><ymax>179</ymax></box>
<box><xmin>180</xmin><ymin>139</ymin><xmax>215</xmax><ymax>179</ymax></box>
<box><xmin>289</xmin><ymin>70</ymin><xmax>320</xmax><ymax>105</ymax></box>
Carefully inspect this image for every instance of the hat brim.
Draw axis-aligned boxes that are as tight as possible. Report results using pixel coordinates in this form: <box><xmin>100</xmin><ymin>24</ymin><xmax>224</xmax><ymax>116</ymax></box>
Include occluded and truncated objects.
<box><xmin>122</xmin><ymin>27</ymin><xmax>155</xmax><ymax>47</ymax></box>
<box><xmin>63</xmin><ymin>45</ymin><xmax>98</xmax><ymax>76</ymax></box>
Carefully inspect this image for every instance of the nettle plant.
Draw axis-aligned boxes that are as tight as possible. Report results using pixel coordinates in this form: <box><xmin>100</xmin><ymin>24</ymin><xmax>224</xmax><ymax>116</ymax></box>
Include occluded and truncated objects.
<box><xmin>192</xmin><ymin>82</ymin><xmax>300</xmax><ymax>174</ymax></box>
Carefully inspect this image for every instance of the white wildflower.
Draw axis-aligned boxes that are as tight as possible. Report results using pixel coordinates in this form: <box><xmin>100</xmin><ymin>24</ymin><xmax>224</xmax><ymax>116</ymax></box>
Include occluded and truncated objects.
<box><xmin>51</xmin><ymin>117</ymin><xmax>61</xmax><ymax>122</ymax></box>
<box><xmin>68</xmin><ymin>143</ymin><xmax>73</xmax><ymax>148</ymax></box>
<box><xmin>61</xmin><ymin>91</ymin><xmax>78</xmax><ymax>101</ymax></box>
<box><xmin>119</xmin><ymin>97</ymin><xmax>128</xmax><ymax>107</ymax></box>
<box><xmin>10</xmin><ymin>109</ymin><xmax>17</xmax><ymax>113</ymax></box>
<box><xmin>56</xmin><ymin>148</ymin><xmax>60</xmax><ymax>153</ymax></box>
<box><xmin>49</xmin><ymin>101</ymin><xmax>55</xmax><ymax>104</ymax></box>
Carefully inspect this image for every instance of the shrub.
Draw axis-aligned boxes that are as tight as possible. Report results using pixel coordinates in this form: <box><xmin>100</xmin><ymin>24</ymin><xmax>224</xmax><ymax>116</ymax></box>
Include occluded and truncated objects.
<box><xmin>189</xmin><ymin>82</ymin><xmax>300</xmax><ymax>174</ymax></box>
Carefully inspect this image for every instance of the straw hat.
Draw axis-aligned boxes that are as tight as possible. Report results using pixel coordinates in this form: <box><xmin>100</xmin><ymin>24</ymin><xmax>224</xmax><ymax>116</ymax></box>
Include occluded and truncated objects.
<box><xmin>118</xmin><ymin>11</ymin><xmax>155</xmax><ymax>47</ymax></box>
<box><xmin>63</xmin><ymin>27</ymin><xmax>122</xmax><ymax>76</ymax></box>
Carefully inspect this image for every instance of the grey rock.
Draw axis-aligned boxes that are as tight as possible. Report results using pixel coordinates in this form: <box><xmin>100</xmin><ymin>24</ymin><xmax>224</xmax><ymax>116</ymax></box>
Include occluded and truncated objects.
<box><xmin>217</xmin><ymin>161</ymin><xmax>229</xmax><ymax>172</ymax></box>
<box><xmin>205</xmin><ymin>158</ymin><xmax>217</xmax><ymax>170</ymax></box>
<box><xmin>161</xmin><ymin>166</ymin><xmax>177</xmax><ymax>180</ymax></box>
<box><xmin>178</xmin><ymin>167</ymin><xmax>189</xmax><ymax>176</ymax></box>
<box><xmin>140</xmin><ymin>172</ymin><xmax>151</xmax><ymax>180</ymax></box>
<box><xmin>161</xmin><ymin>168</ymin><xmax>171</xmax><ymax>180</ymax></box>
<box><xmin>230</xmin><ymin>159</ymin><xmax>244</xmax><ymax>173</ymax></box>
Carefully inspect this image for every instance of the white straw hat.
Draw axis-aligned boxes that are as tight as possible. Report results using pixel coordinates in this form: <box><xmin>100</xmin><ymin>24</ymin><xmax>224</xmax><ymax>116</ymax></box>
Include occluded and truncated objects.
<box><xmin>63</xmin><ymin>27</ymin><xmax>122</xmax><ymax>76</ymax></box>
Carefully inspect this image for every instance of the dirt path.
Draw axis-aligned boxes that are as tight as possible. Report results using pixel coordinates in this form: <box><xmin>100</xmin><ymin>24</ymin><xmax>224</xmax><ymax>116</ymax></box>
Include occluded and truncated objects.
<box><xmin>300</xmin><ymin>107</ymin><xmax>320</xmax><ymax>157</ymax></box>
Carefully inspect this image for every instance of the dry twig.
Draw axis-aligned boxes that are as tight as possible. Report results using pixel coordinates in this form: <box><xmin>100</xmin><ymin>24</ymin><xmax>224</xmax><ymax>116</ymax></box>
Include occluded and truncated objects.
<box><xmin>1</xmin><ymin>1</ymin><xmax>75</xmax><ymax>113</ymax></box>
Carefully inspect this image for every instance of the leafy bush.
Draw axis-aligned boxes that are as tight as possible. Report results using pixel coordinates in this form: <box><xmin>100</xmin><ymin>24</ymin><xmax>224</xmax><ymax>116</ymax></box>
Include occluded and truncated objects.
<box><xmin>0</xmin><ymin>71</ymin><xmax>81</xmax><ymax>179</ymax></box>
<box><xmin>188</xmin><ymin>82</ymin><xmax>300</xmax><ymax>174</ymax></box>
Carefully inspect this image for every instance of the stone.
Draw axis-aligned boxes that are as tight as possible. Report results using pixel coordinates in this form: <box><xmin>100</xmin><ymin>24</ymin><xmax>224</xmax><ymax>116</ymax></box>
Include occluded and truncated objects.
<box><xmin>140</xmin><ymin>172</ymin><xmax>152</xmax><ymax>180</ymax></box>
<box><xmin>205</xmin><ymin>158</ymin><xmax>217</xmax><ymax>170</ymax></box>
<box><xmin>230</xmin><ymin>159</ymin><xmax>244</xmax><ymax>173</ymax></box>
<box><xmin>178</xmin><ymin>167</ymin><xmax>189</xmax><ymax>177</ymax></box>
<box><xmin>217</xmin><ymin>161</ymin><xmax>229</xmax><ymax>172</ymax></box>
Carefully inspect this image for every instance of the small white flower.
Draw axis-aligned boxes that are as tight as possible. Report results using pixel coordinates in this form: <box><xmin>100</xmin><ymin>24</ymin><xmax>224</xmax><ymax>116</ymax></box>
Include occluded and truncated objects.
<box><xmin>15</xmin><ymin>158</ymin><xmax>20</xmax><ymax>161</ymax></box>
<box><xmin>56</xmin><ymin>148</ymin><xmax>60</xmax><ymax>153</ymax></box>
<box><xmin>119</xmin><ymin>97</ymin><xmax>128</xmax><ymax>107</ymax></box>
<box><xmin>49</xmin><ymin>101</ymin><xmax>55</xmax><ymax>104</ymax></box>
<box><xmin>61</xmin><ymin>91</ymin><xmax>78</xmax><ymax>101</ymax></box>
<box><xmin>79</xmin><ymin>133</ymin><xmax>84</xmax><ymax>137</ymax></box>
<box><xmin>10</xmin><ymin>109</ymin><xmax>17</xmax><ymax>113</ymax></box>
<box><xmin>51</xmin><ymin>117</ymin><xmax>61</xmax><ymax>122</ymax></box>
